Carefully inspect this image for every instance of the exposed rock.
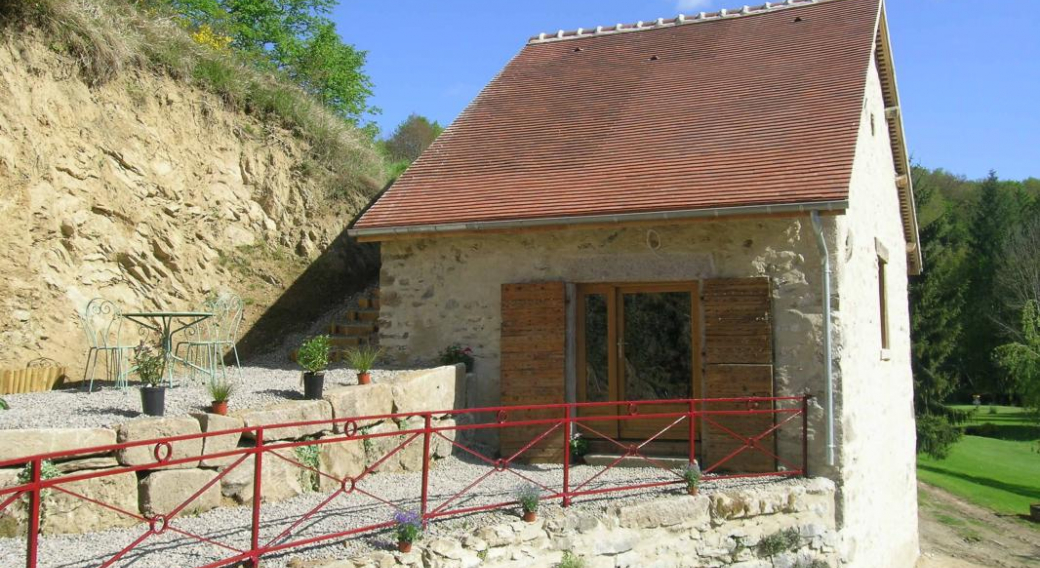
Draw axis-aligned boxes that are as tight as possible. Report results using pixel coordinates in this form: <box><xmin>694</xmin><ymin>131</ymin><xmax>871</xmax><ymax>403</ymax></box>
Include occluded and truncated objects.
<box><xmin>388</xmin><ymin>366</ymin><xmax>465</xmax><ymax>414</ymax></box>
<box><xmin>53</xmin><ymin>456</ymin><xmax>119</xmax><ymax>474</ymax></box>
<box><xmin>317</xmin><ymin>433</ymin><xmax>366</xmax><ymax>492</ymax></box>
<box><xmin>220</xmin><ymin>450</ymin><xmax>303</xmax><ymax>504</ymax></box>
<box><xmin>239</xmin><ymin>400</ymin><xmax>333</xmax><ymax>442</ymax></box>
<box><xmin>192</xmin><ymin>412</ymin><xmax>245</xmax><ymax>468</ymax></box>
<box><xmin>0</xmin><ymin>467</ymin><xmax>138</xmax><ymax>536</ymax></box>
<box><xmin>116</xmin><ymin>417</ymin><xmax>203</xmax><ymax>469</ymax></box>
<box><xmin>615</xmin><ymin>494</ymin><xmax>709</xmax><ymax>529</ymax></box>
<box><xmin>0</xmin><ymin>428</ymin><xmax>115</xmax><ymax>462</ymax></box>
<box><xmin>139</xmin><ymin>469</ymin><xmax>221</xmax><ymax>516</ymax></box>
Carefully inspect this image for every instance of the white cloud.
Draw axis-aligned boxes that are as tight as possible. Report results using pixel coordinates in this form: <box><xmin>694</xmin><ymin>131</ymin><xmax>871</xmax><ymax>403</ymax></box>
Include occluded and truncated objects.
<box><xmin>676</xmin><ymin>0</ymin><xmax>712</xmax><ymax>10</ymax></box>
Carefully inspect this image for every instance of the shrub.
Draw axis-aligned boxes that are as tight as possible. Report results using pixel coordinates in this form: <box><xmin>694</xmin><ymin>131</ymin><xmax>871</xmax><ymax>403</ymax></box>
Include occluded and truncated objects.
<box><xmin>758</xmin><ymin>528</ymin><xmax>800</xmax><ymax>557</ymax></box>
<box><xmin>17</xmin><ymin>460</ymin><xmax>62</xmax><ymax>526</ymax></box>
<box><xmin>133</xmin><ymin>342</ymin><xmax>167</xmax><ymax>387</ymax></box>
<box><xmin>393</xmin><ymin>510</ymin><xmax>422</xmax><ymax>544</ymax></box>
<box><xmin>345</xmin><ymin>344</ymin><xmax>382</xmax><ymax>374</ymax></box>
<box><xmin>438</xmin><ymin>343</ymin><xmax>474</xmax><ymax>372</ymax></box>
<box><xmin>515</xmin><ymin>484</ymin><xmax>540</xmax><ymax>514</ymax></box>
<box><xmin>916</xmin><ymin>414</ymin><xmax>962</xmax><ymax>459</ymax></box>
<box><xmin>557</xmin><ymin>551</ymin><xmax>586</xmax><ymax>568</ymax></box>
<box><xmin>569</xmin><ymin>433</ymin><xmax>589</xmax><ymax>461</ymax></box>
<box><xmin>293</xmin><ymin>442</ymin><xmax>320</xmax><ymax>492</ymax></box>
<box><xmin>0</xmin><ymin>397</ymin><xmax>8</xmax><ymax>411</ymax></box>
<box><xmin>296</xmin><ymin>335</ymin><xmax>330</xmax><ymax>374</ymax></box>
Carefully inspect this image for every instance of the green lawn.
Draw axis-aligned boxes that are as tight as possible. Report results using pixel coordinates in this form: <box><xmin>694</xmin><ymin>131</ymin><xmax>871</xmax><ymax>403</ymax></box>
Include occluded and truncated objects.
<box><xmin>917</xmin><ymin>405</ymin><xmax>1040</xmax><ymax>516</ymax></box>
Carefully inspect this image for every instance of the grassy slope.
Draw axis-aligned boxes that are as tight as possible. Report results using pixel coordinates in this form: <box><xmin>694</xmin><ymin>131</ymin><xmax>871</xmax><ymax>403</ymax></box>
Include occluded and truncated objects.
<box><xmin>917</xmin><ymin>406</ymin><xmax>1040</xmax><ymax>516</ymax></box>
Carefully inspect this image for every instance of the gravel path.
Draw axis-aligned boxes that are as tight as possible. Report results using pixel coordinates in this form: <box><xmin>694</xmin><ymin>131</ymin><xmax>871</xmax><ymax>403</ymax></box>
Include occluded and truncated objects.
<box><xmin>0</xmin><ymin>455</ymin><xmax>801</xmax><ymax>568</ymax></box>
<box><xmin>0</xmin><ymin>366</ymin><xmax>415</xmax><ymax>430</ymax></box>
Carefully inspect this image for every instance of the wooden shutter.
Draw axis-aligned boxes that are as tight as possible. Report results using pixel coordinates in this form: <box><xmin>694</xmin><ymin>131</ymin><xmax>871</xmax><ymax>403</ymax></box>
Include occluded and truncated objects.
<box><xmin>499</xmin><ymin>282</ymin><xmax>567</xmax><ymax>463</ymax></box>
<box><xmin>702</xmin><ymin>278</ymin><xmax>775</xmax><ymax>473</ymax></box>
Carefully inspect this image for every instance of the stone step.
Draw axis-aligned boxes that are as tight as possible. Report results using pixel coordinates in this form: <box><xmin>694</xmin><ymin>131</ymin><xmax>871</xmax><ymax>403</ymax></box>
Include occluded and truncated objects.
<box><xmin>582</xmin><ymin>454</ymin><xmax>691</xmax><ymax>469</ymax></box>
<box><xmin>341</xmin><ymin>309</ymin><xmax>379</xmax><ymax>323</ymax></box>
<box><xmin>334</xmin><ymin>323</ymin><xmax>377</xmax><ymax>336</ymax></box>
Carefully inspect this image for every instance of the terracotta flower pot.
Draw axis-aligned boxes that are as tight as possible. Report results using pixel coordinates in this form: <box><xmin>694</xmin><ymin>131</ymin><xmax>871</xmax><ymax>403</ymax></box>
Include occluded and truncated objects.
<box><xmin>397</xmin><ymin>540</ymin><xmax>412</xmax><ymax>553</ymax></box>
<box><xmin>687</xmin><ymin>486</ymin><xmax>699</xmax><ymax>496</ymax></box>
<box><xmin>358</xmin><ymin>372</ymin><xmax>372</xmax><ymax>385</ymax></box>
<box><xmin>211</xmin><ymin>401</ymin><xmax>228</xmax><ymax>415</ymax></box>
<box><xmin>523</xmin><ymin>510</ymin><xmax>537</xmax><ymax>523</ymax></box>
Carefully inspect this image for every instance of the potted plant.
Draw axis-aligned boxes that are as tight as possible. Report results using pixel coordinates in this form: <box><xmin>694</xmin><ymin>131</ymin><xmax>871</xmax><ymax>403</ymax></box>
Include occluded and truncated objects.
<box><xmin>208</xmin><ymin>378</ymin><xmax>235</xmax><ymax>415</ymax></box>
<box><xmin>679</xmin><ymin>462</ymin><xmax>702</xmax><ymax>496</ymax></box>
<box><xmin>297</xmin><ymin>335</ymin><xmax>330</xmax><ymax>400</ymax></box>
<box><xmin>438</xmin><ymin>343</ymin><xmax>474</xmax><ymax>373</ymax></box>
<box><xmin>346</xmin><ymin>344</ymin><xmax>382</xmax><ymax>385</ymax></box>
<box><xmin>393</xmin><ymin>510</ymin><xmax>422</xmax><ymax>553</ymax></box>
<box><xmin>569</xmin><ymin>432</ymin><xmax>589</xmax><ymax>464</ymax></box>
<box><xmin>134</xmin><ymin>342</ymin><xmax>167</xmax><ymax>416</ymax></box>
<box><xmin>516</xmin><ymin>484</ymin><xmax>540</xmax><ymax>522</ymax></box>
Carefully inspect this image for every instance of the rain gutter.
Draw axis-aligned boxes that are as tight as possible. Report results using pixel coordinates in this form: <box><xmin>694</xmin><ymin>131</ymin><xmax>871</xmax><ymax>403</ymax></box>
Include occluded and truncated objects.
<box><xmin>810</xmin><ymin>210</ymin><xmax>836</xmax><ymax>467</ymax></box>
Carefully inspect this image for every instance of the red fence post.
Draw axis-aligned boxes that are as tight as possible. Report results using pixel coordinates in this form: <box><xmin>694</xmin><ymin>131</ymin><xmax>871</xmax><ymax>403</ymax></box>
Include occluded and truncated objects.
<box><xmin>801</xmin><ymin>396</ymin><xmax>810</xmax><ymax>478</ymax></box>
<box><xmin>687</xmin><ymin>400</ymin><xmax>697</xmax><ymax>466</ymax></box>
<box><xmin>421</xmin><ymin>413</ymin><xmax>432</xmax><ymax>525</ymax></box>
<box><xmin>26</xmin><ymin>458</ymin><xmax>41</xmax><ymax>568</ymax></box>
<box><xmin>562</xmin><ymin>405</ymin><xmax>571</xmax><ymax>507</ymax></box>
<box><xmin>250</xmin><ymin>427</ymin><xmax>264</xmax><ymax>568</ymax></box>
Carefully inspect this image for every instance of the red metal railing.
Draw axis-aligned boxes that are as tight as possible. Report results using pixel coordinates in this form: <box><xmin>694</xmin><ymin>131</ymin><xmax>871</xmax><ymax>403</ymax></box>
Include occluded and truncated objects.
<box><xmin>0</xmin><ymin>396</ymin><xmax>811</xmax><ymax>568</ymax></box>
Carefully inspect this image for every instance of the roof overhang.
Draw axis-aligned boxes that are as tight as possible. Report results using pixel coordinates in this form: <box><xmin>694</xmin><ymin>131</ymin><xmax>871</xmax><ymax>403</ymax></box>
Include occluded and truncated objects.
<box><xmin>875</xmin><ymin>0</ymin><xmax>923</xmax><ymax>275</ymax></box>
<box><xmin>349</xmin><ymin>199</ymin><xmax>848</xmax><ymax>243</ymax></box>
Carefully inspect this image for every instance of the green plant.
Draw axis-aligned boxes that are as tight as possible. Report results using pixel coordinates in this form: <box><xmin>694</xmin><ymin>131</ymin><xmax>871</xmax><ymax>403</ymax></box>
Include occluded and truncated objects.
<box><xmin>569</xmin><ymin>433</ymin><xmax>588</xmax><ymax>461</ymax></box>
<box><xmin>438</xmin><ymin>343</ymin><xmax>474</xmax><ymax>372</ymax></box>
<box><xmin>293</xmin><ymin>443</ymin><xmax>320</xmax><ymax>492</ymax></box>
<box><xmin>989</xmin><ymin>405</ymin><xmax>999</xmax><ymax>415</ymax></box>
<box><xmin>556</xmin><ymin>551</ymin><xmax>586</xmax><ymax>568</ymax></box>
<box><xmin>296</xmin><ymin>335</ymin><xmax>330</xmax><ymax>374</ymax></box>
<box><xmin>345</xmin><ymin>344</ymin><xmax>382</xmax><ymax>374</ymax></box>
<box><xmin>17</xmin><ymin>460</ymin><xmax>62</xmax><ymax>527</ymax></box>
<box><xmin>678</xmin><ymin>462</ymin><xmax>701</xmax><ymax>492</ymax></box>
<box><xmin>0</xmin><ymin>397</ymin><xmax>8</xmax><ymax>411</ymax></box>
<box><xmin>515</xmin><ymin>484</ymin><xmax>540</xmax><ymax>514</ymax></box>
<box><xmin>207</xmin><ymin>378</ymin><xmax>235</xmax><ymax>402</ymax></box>
<box><xmin>758</xmin><ymin>528</ymin><xmax>800</xmax><ymax>557</ymax></box>
<box><xmin>133</xmin><ymin>342</ymin><xmax>167</xmax><ymax>387</ymax></box>
<box><xmin>393</xmin><ymin>510</ymin><xmax>422</xmax><ymax>544</ymax></box>
<box><xmin>795</xmin><ymin>560</ymin><xmax>830</xmax><ymax>568</ymax></box>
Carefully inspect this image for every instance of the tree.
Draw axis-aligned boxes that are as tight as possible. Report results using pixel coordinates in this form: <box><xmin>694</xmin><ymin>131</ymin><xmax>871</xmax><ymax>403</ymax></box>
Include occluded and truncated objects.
<box><xmin>384</xmin><ymin>114</ymin><xmax>444</xmax><ymax>163</ymax></box>
<box><xmin>995</xmin><ymin>301</ymin><xmax>1040</xmax><ymax>432</ymax></box>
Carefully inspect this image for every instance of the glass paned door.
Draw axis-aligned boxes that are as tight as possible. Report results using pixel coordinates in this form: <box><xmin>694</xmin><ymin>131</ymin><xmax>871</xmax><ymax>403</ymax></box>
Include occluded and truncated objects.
<box><xmin>576</xmin><ymin>283</ymin><xmax>700</xmax><ymax>442</ymax></box>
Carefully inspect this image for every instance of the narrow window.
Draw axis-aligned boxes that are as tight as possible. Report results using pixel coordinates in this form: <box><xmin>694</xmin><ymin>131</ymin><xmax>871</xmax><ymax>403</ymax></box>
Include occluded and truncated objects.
<box><xmin>876</xmin><ymin>239</ymin><xmax>890</xmax><ymax>356</ymax></box>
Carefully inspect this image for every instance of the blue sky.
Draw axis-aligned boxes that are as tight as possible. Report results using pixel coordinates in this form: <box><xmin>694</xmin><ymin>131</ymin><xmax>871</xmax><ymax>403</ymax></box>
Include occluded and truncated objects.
<box><xmin>332</xmin><ymin>0</ymin><xmax>1039</xmax><ymax>180</ymax></box>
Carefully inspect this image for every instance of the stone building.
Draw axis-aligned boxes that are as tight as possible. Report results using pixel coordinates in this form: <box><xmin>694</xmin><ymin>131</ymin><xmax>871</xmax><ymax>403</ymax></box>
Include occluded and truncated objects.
<box><xmin>350</xmin><ymin>0</ymin><xmax>920</xmax><ymax>566</ymax></box>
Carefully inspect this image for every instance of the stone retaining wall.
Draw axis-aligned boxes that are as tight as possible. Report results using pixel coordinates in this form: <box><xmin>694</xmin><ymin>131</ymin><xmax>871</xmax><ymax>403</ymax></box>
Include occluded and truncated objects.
<box><xmin>295</xmin><ymin>479</ymin><xmax>839</xmax><ymax>568</ymax></box>
<box><xmin>0</xmin><ymin>365</ymin><xmax>465</xmax><ymax>536</ymax></box>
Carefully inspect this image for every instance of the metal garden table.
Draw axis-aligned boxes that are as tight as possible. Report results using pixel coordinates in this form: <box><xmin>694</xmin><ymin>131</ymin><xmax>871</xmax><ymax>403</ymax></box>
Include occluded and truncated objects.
<box><xmin>122</xmin><ymin>311</ymin><xmax>212</xmax><ymax>386</ymax></box>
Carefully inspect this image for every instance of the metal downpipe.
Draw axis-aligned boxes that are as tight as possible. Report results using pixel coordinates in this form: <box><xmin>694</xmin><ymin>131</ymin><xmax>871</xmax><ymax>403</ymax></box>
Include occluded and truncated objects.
<box><xmin>810</xmin><ymin>211</ymin><xmax>836</xmax><ymax>467</ymax></box>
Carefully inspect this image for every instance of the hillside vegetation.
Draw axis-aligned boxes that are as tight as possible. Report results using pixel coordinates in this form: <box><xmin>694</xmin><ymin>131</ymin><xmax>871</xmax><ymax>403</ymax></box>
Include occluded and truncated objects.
<box><xmin>0</xmin><ymin>0</ymin><xmax>390</xmax><ymax>371</ymax></box>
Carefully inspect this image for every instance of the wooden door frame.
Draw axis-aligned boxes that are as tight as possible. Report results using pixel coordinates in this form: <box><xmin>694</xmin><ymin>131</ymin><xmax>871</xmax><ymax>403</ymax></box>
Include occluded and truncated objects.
<box><xmin>575</xmin><ymin>281</ymin><xmax>703</xmax><ymax>441</ymax></box>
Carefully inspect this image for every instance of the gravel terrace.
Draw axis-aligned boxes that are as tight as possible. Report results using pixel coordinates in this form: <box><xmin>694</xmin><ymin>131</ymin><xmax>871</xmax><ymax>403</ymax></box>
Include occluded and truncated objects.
<box><xmin>0</xmin><ymin>366</ymin><xmax>416</xmax><ymax>430</ymax></box>
<box><xmin>0</xmin><ymin>454</ymin><xmax>801</xmax><ymax>568</ymax></box>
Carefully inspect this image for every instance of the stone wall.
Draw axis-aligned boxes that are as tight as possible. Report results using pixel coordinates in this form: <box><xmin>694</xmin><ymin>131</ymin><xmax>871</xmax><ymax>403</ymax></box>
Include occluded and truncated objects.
<box><xmin>829</xmin><ymin>57</ymin><xmax>920</xmax><ymax>567</ymax></box>
<box><xmin>0</xmin><ymin>365</ymin><xmax>465</xmax><ymax>536</ymax></box>
<box><xmin>378</xmin><ymin>218</ymin><xmax>832</xmax><ymax>470</ymax></box>
<box><xmin>297</xmin><ymin>478</ymin><xmax>839</xmax><ymax>568</ymax></box>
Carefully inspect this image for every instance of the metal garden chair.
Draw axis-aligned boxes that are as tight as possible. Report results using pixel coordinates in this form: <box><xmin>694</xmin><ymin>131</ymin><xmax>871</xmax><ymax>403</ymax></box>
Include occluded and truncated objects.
<box><xmin>176</xmin><ymin>292</ymin><xmax>244</xmax><ymax>382</ymax></box>
<box><xmin>80</xmin><ymin>298</ymin><xmax>135</xmax><ymax>391</ymax></box>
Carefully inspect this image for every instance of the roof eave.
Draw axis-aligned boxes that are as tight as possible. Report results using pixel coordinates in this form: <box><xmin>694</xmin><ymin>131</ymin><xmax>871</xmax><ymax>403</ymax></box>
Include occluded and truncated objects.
<box><xmin>349</xmin><ymin>199</ymin><xmax>849</xmax><ymax>242</ymax></box>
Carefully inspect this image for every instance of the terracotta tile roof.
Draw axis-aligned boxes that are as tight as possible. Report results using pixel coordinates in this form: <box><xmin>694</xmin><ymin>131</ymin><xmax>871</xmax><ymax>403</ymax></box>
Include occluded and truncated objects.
<box><xmin>354</xmin><ymin>0</ymin><xmax>883</xmax><ymax>234</ymax></box>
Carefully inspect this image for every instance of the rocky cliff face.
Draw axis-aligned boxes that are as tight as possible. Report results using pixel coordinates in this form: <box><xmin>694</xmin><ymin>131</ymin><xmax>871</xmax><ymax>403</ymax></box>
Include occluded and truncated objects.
<box><xmin>0</xmin><ymin>33</ymin><xmax>383</xmax><ymax>373</ymax></box>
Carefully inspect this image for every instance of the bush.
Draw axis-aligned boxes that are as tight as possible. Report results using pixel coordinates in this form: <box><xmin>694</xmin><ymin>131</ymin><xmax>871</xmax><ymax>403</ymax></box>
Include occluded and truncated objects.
<box><xmin>296</xmin><ymin>335</ymin><xmax>330</xmax><ymax>374</ymax></box>
<box><xmin>557</xmin><ymin>551</ymin><xmax>586</xmax><ymax>568</ymax></box>
<box><xmin>758</xmin><ymin>528</ymin><xmax>800</xmax><ymax>557</ymax></box>
<box><xmin>916</xmin><ymin>413</ymin><xmax>962</xmax><ymax>459</ymax></box>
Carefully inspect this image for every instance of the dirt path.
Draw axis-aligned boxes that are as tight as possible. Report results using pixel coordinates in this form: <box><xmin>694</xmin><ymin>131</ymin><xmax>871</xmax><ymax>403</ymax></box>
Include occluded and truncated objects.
<box><xmin>918</xmin><ymin>482</ymin><xmax>1040</xmax><ymax>568</ymax></box>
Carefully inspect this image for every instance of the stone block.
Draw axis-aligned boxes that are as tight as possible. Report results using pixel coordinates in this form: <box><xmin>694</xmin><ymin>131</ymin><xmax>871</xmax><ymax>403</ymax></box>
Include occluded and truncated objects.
<box><xmin>220</xmin><ymin>450</ymin><xmax>303</xmax><ymax>504</ymax></box>
<box><xmin>364</xmin><ymin>421</ymin><xmax>425</xmax><ymax>473</ymax></box>
<box><xmin>192</xmin><ymin>413</ymin><xmax>245</xmax><ymax>468</ymax></box>
<box><xmin>239</xmin><ymin>400</ymin><xmax>333</xmax><ymax>442</ymax></box>
<box><xmin>0</xmin><ymin>428</ymin><xmax>116</xmax><ymax>462</ymax></box>
<box><xmin>323</xmin><ymin>384</ymin><xmax>393</xmax><ymax>432</ymax></box>
<box><xmin>616</xmin><ymin>494</ymin><xmax>709</xmax><ymax>529</ymax></box>
<box><xmin>389</xmin><ymin>365</ymin><xmax>466</xmax><ymax>414</ymax></box>
<box><xmin>117</xmin><ymin>417</ymin><xmax>203</xmax><ymax>469</ymax></box>
<box><xmin>0</xmin><ymin>467</ymin><xmax>138</xmax><ymax>537</ymax></box>
<box><xmin>139</xmin><ymin>469</ymin><xmax>221</xmax><ymax>516</ymax></box>
<box><xmin>53</xmin><ymin>456</ymin><xmax>119</xmax><ymax>474</ymax></box>
<box><xmin>318</xmin><ymin>433</ymin><xmax>366</xmax><ymax>492</ymax></box>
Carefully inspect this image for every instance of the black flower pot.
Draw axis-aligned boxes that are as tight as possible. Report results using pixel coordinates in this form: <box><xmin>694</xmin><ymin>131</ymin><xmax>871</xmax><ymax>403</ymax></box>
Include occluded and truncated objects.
<box><xmin>140</xmin><ymin>386</ymin><xmax>166</xmax><ymax>417</ymax></box>
<box><xmin>303</xmin><ymin>372</ymin><xmax>325</xmax><ymax>400</ymax></box>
